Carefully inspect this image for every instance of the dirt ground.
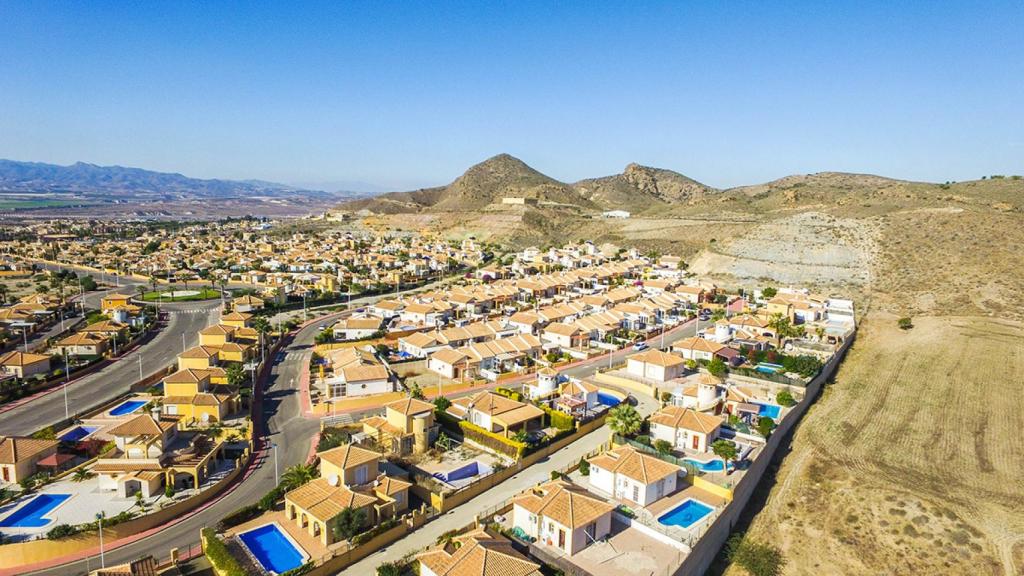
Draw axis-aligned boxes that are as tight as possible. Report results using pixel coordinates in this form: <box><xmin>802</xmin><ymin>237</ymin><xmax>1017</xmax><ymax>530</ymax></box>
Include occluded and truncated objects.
<box><xmin>725</xmin><ymin>313</ymin><xmax>1024</xmax><ymax>576</ymax></box>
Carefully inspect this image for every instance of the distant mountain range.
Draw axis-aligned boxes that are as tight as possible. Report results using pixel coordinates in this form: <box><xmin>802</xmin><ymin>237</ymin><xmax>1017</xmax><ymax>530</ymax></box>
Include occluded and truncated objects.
<box><xmin>0</xmin><ymin>159</ymin><xmax>355</xmax><ymax>200</ymax></box>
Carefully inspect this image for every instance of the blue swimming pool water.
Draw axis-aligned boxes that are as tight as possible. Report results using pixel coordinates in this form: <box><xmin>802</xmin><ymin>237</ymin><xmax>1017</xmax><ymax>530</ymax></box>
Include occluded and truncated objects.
<box><xmin>657</xmin><ymin>498</ymin><xmax>714</xmax><ymax>528</ymax></box>
<box><xmin>755</xmin><ymin>402</ymin><xmax>782</xmax><ymax>419</ymax></box>
<box><xmin>110</xmin><ymin>400</ymin><xmax>147</xmax><ymax>416</ymax></box>
<box><xmin>59</xmin><ymin>425</ymin><xmax>99</xmax><ymax>442</ymax></box>
<box><xmin>0</xmin><ymin>494</ymin><xmax>71</xmax><ymax>527</ymax></box>
<box><xmin>755</xmin><ymin>362</ymin><xmax>784</xmax><ymax>374</ymax></box>
<box><xmin>434</xmin><ymin>461</ymin><xmax>492</xmax><ymax>483</ymax></box>
<box><xmin>683</xmin><ymin>458</ymin><xmax>734</xmax><ymax>473</ymax></box>
<box><xmin>238</xmin><ymin>523</ymin><xmax>306</xmax><ymax>575</ymax></box>
<box><xmin>597</xmin><ymin>392</ymin><xmax>622</xmax><ymax>407</ymax></box>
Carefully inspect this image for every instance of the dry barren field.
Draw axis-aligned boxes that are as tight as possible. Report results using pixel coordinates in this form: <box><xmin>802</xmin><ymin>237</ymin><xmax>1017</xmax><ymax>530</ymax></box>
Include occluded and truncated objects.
<box><xmin>727</xmin><ymin>313</ymin><xmax>1024</xmax><ymax>576</ymax></box>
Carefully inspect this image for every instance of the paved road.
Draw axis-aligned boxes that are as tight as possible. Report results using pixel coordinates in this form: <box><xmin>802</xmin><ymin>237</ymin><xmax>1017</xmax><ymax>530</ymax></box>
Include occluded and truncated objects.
<box><xmin>24</xmin><ymin>274</ymin><xmax>463</xmax><ymax>574</ymax></box>
<box><xmin>0</xmin><ymin>301</ymin><xmax>221</xmax><ymax>437</ymax></box>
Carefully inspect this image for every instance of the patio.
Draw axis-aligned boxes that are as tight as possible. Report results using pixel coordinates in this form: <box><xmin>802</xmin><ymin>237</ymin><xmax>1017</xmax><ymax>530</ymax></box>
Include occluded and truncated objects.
<box><xmin>527</xmin><ymin>517</ymin><xmax>687</xmax><ymax>576</ymax></box>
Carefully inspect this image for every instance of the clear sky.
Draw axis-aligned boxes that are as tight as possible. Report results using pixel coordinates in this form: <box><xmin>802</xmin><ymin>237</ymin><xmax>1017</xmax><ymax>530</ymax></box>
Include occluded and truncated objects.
<box><xmin>1</xmin><ymin>1</ymin><xmax>1021</xmax><ymax>191</ymax></box>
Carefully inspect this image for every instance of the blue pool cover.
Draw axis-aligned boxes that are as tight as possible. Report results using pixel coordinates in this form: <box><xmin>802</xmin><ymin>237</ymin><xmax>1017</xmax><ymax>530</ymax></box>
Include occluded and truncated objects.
<box><xmin>110</xmin><ymin>400</ymin><xmax>147</xmax><ymax>416</ymax></box>
<box><xmin>597</xmin><ymin>392</ymin><xmax>622</xmax><ymax>407</ymax></box>
<box><xmin>238</xmin><ymin>523</ymin><xmax>306</xmax><ymax>574</ymax></box>
<box><xmin>0</xmin><ymin>494</ymin><xmax>71</xmax><ymax>527</ymax></box>
<box><xmin>657</xmin><ymin>498</ymin><xmax>713</xmax><ymax>528</ymax></box>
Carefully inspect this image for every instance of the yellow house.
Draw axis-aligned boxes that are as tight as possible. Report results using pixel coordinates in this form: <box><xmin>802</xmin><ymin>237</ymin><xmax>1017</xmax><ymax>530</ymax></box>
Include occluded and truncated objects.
<box><xmin>361</xmin><ymin>397</ymin><xmax>438</xmax><ymax>456</ymax></box>
<box><xmin>0</xmin><ymin>351</ymin><xmax>51</xmax><ymax>379</ymax></box>
<box><xmin>220</xmin><ymin>311</ymin><xmax>252</xmax><ymax>329</ymax></box>
<box><xmin>178</xmin><ymin>346</ymin><xmax>220</xmax><ymax>370</ymax></box>
<box><xmin>0</xmin><ymin>436</ymin><xmax>60</xmax><ymax>484</ymax></box>
<box><xmin>100</xmin><ymin>293</ymin><xmax>134</xmax><ymax>314</ymax></box>
<box><xmin>216</xmin><ymin>342</ymin><xmax>253</xmax><ymax>363</ymax></box>
<box><xmin>283</xmin><ymin>444</ymin><xmax>412</xmax><ymax>546</ymax></box>
<box><xmin>198</xmin><ymin>324</ymin><xmax>235</xmax><ymax>347</ymax></box>
<box><xmin>765</xmin><ymin>297</ymin><xmax>795</xmax><ymax>322</ymax></box>
<box><xmin>161</xmin><ymin>368</ymin><xmax>238</xmax><ymax>423</ymax></box>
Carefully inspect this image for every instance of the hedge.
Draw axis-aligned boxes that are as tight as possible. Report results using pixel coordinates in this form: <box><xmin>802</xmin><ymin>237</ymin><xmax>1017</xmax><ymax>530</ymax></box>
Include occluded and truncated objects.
<box><xmin>217</xmin><ymin>503</ymin><xmax>263</xmax><ymax>531</ymax></box>
<box><xmin>458</xmin><ymin>420</ymin><xmax>526</xmax><ymax>459</ymax></box>
<box><xmin>538</xmin><ymin>404</ymin><xmax>575</xmax><ymax>431</ymax></box>
<box><xmin>202</xmin><ymin>528</ymin><xmax>247</xmax><ymax>576</ymax></box>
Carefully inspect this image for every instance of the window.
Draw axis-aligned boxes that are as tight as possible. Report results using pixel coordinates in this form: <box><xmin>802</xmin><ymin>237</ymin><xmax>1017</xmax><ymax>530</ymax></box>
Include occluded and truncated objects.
<box><xmin>632</xmin><ymin>485</ymin><xmax>640</xmax><ymax>502</ymax></box>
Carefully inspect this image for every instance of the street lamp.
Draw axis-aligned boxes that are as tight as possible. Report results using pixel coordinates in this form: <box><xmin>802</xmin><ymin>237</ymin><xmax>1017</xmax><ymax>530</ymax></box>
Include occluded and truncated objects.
<box><xmin>63</xmin><ymin>353</ymin><xmax>70</xmax><ymax>420</ymax></box>
<box><xmin>270</xmin><ymin>442</ymin><xmax>280</xmax><ymax>486</ymax></box>
<box><xmin>137</xmin><ymin>353</ymin><xmax>143</xmax><ymax>381</ymax></box>
<box><xmin>96</xmin><ymin>512</ymin><xmax>106</xmax><ymax>568</ymax></box>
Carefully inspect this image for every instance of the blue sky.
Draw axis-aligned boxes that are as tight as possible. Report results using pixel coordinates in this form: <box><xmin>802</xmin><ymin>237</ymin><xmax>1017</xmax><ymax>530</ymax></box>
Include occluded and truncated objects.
<box><xmin>1</xmin><ymin>2</ymin><xmax>1021</xmax><ymax>191</ymax></box>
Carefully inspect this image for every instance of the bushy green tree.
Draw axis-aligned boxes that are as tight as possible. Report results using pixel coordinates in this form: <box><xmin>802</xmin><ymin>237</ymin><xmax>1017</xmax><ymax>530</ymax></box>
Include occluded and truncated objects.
<box><xmin>608</xmin><ymin>404</ymin><xmax>643</xmax><ymax>436</ymax></box>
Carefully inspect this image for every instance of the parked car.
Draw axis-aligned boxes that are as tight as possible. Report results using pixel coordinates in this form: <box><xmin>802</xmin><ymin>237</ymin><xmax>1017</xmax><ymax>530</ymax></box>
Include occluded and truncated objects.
<box><xmin>632</xmin><ymin>342</ymin><xmax>649</xmax><ymax>351</ymax></box>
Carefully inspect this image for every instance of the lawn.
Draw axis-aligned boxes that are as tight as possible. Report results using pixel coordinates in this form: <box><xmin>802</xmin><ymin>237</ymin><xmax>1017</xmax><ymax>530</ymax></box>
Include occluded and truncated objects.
<box><xmin>725</xmin><ymin>313</ymin><xmax>1024</xmax><ymax>576</ymax></box>
<box><xmin>140</xmin><ymin>288</ymin><xmax>221</xmax><ymax>302</ymax></box>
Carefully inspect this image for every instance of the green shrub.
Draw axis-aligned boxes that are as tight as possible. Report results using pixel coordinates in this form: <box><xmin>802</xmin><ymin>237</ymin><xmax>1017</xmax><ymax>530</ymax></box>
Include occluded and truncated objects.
<box><xmin>351</xmin><ymin>517</ymin><xmax>398</xmax><ymax>546</ymax></box>
<box><xmin>776</xmin><ymin>390</ymin><xmax>796</xmax><ymax>407</ymax></box>
<box><xmin>539</xmin><ymin>403</ymin><xmax>575</xmax><ymax>431</ymax></box>
<box><xmin>756</xmin><ymin>416</ymin><xmax>776</xmax><ymax>438</ymax></box>
<box><xmin>654</xmin><ymin>439</ymin><xmax>673</xmax><ymax>454</ymax></box>
<box><xmin>898</xmin><ymin>317</ymin><xmax>913</xmax><ymax>330</ymax></box>
<box><xmin>202</xmin><ymin>528</ymin><xmax>247</xmax><ymax>576</ymax></box>
<box><xmin>47</xmin><ymin>524</ymin><xmax>80</xmax><ymax>540</ymax></box>
<box><xmin>578</xmin><ymin>458</ymin><xmax>590</xmax><ymax>476</ymax></box>
<box><xmin>726</xmin><ymin>533</ymin><xmax>785</xmax><ymax>576</ymax></box>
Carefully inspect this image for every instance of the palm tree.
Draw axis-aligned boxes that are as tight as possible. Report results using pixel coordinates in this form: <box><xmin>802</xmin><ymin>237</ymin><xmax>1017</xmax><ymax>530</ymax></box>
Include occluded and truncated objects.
<box><xmin>71</xmin><ymin>468</ymin><xmax>96</xmax><ymax>483</ymax></box>
<box><xmin>281</xmin><ymin>463</ymin><xmax>316</xmax><ymax>490</ymax></box>
<box><xmin>607</xmin><ymin>404</ymin><xmax>643</xmax><ymax>437</ymax></box>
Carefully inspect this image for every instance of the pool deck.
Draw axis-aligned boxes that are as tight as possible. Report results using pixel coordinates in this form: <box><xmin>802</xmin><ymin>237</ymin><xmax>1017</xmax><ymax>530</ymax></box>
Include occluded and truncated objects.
<box><xmin>0</xmin><ymin>482</ymin><xmax>162</xmax><ymax>541</ymax></box>
<box><xmin>228</xmin><ymin>510</ymin><xmax>341</xmax><ymax>565</ymax></box>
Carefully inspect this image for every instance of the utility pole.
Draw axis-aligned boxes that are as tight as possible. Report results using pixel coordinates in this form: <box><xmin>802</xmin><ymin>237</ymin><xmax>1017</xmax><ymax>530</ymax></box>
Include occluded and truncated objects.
<box><xmin>63</xmin><ymin>353</ymin><xmax>70</xmax><ymax>420</ymax></box>
<box><xmin>138</xmin><ymin>354</ymin><xmax>143</xmax><ymax>381</ymax></box>
<box><xmin>182</xmin><ymin>332</ymin><xmax>186</xmax><ymax>353</ymax></box>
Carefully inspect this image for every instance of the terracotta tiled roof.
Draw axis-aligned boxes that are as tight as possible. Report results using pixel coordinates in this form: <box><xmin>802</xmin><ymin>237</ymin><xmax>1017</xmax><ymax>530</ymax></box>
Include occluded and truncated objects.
<box><xmin>318</xmin><ymin>443</ymin><xmax>381</xmax><ymax>472</ymax></box>
<box><xmin>512</xmin><ymin>480</ymin><xmax>614</xmax><ymax>529</ymax></box>
<box><xmin>108</xmin><ymin>414</ymin><xmax>177</xmax><ymax>438</ymax></box>
<box><xmin>385</xmin><ymin>397</ymin><xmax>434</xmax><ymax>416</ymax></box>
<box><xmin>587</xmin><ymin>446</ymin><xmax>678</xmax><ymax>484</ymax></box>
<box><xmin>285</xmin><ymin>477</ymin><xmax>377</xmax><ymax>522</ymax></box>
<box><xmin>649</xmin><ymin>405</ymin><xmax>723</xmax><ymax>434</ymax></box>
<box><xmin>0</xmin><ymin>436</ymin><xmax>58</xmax><ymax>464</ymax></box>
<box><xmin>416</xmin><ymin>528</ymin><xmax>541</xmax><ymax>576</ymax></box>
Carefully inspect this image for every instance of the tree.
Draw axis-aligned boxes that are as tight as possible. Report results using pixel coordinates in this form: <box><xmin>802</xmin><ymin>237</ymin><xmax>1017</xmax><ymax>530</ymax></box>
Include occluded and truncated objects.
<box><xmin>281</xmin><ymin>463</ymin><xmax>315</xmax><ymax>491</ymax></box>
<box><xmin>433</xmin><ymin>396</ymin><xmax>451</xmax><ymax>413</ymax></box>
<box><xmin>654</xmin><ymin>439</ymin><xmax>673</xmax><ymax>455</ymax></box>
<box><xmin>376</xmin><ymin>562</ymin><xmax>405</xmax><ymax>576</ymax></box>
<box><xmin>707</xmin><ymin>357</ymin><xmax>727</xmax><ymax>378</ymax></box>
<box><xmin>226</xmin><ymin>363</ymin><xmax>246</xmax><ymax>387</ymax></box>
<box><xmin>578</xmin><ymin>457</ymin><xmax>590</xmax><ymax>476</ymax></box>
<box><xmin>726</xmin><ymin>533</ymin><xmax>785</xmax><ymax>576</ymax></box>
<box><xmin>898</xmin><ymin>317</ymin><xmax>913</xmax><ymax>330</ymax></box>
<box><xmin>71</xmin><ymin>468</ymin><xmax>95</xmax><ymax>483</ymax></box>
<box><xmin>409</xmin><ymin>383</ymin><xmax>425</xmax><ymax>400</ymax></box>
<box><xmin>607</xmin><ymin>404</ymin><xmax>643</xmax><ymax>437</ymax></box>
<box><xmin>761</xmin><ymin>287</ymin><xmax>777</xmax><ymax>299</ymax></box>
<box><xmin>333</xmin><ymin>507</ymin><xmax>367</xmax><ymax>542</ymax></box>
<box><xmin>756</xmin><ymin>416</ymin><xmax>776</xmax><ymax>438</ymax></box>
<box><xmin>711</xmin><ymin>439</ymin><xmax>738</xmax><ymax>474</ymax></box>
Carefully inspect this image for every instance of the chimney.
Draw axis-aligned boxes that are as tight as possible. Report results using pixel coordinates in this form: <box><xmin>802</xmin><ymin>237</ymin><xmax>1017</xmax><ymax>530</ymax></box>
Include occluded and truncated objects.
<box><xmin>151</xmin><ymin>405</ymin><xmax>162</xmax><ymax>420</ymax></box>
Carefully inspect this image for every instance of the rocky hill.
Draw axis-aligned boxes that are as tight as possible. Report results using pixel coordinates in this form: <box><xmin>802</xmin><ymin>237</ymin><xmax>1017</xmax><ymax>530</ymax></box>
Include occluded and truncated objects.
<box><xmin>341</xmin><ymin>154</ymin><xmax>719</xmax><ymax>214</ymax></box>
<box><xmin>574</xmin><ymin>163</ymin><xmax>718</xmax><ymax>210</ymax></box>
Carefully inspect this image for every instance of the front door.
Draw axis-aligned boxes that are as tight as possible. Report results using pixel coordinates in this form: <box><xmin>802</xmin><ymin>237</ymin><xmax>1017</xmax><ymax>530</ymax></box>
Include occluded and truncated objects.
<box><xmin>692</xmin><ymin>434</ymin><xmax>700</xmax><ymax>450</ymax></box>
<box><xmin>558</xmin><ymin>529</ymin><xmax>566</xmax><ymax>550</ymax></box>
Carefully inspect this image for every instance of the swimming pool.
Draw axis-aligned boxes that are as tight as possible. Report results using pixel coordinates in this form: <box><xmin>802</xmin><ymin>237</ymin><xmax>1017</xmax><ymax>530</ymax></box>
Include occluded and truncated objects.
<box><xmin>755</xmin><ymin>402</ymin><xmax>782</xmax><ymax>420</ymax></box>
<box><xmin>59</xmin><ymin>425</ymin><xmax>99</xmax><ymax>442</ymax></box>
<box><xmin>0</xmin><ymin>494</ymin><xmax>71</xmax><ymax>528</ymax></box>
<box><xmin>683</xmin><ymin>457</ymin><xmax>734</xmax><ymax>473</ymax></box>
<box><xmin>238</xmin><ymin>523</ymin><xmax>308</xmax><ymax>575</ymax></box>
<box><xmin>597</xmin><ymin>391</ymin><xmax>622</xmax><ymax>407</ymax></box>
<box><xmin>109</xmin><ymin>400</ymin><xmax>147</xmax><ymax>416</ymax></box>
<box><xmin>657</xmin><ymin>498</ymin><xmax>714</xmax><ymax>529</ymax></box>
<box><xmin>755</xmin><ymin>362</ymin><xmax>784</xmax><ymax>374</ymax></box>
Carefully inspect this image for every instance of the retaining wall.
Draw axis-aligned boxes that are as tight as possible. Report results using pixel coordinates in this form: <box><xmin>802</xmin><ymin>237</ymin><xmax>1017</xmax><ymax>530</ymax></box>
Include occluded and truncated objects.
<box><xmin>672</xmin><ymin>335</ymin><xmax>855</xmax><ymax>575</ymax></box>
